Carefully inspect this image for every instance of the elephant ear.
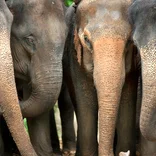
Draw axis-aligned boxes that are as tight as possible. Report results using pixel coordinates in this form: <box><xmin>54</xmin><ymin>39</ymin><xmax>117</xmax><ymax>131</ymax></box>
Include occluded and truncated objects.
<box><xmin>5</xmin><ymin>0</ymin><xmax>22</xmax><ymax>15</ymax></box>
<box><xmin>5</xmin><ymin>0</ymin><xmax>14</xmax><ymax>14</ymax></box>
<box><xmin>74</xmin><ymin>27</ymin><xmax>82</xmax><ymax>65</ymax></box>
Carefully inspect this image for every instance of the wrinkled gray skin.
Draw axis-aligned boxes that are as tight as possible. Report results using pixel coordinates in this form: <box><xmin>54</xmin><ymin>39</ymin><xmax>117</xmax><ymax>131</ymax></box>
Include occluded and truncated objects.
<box><xmin>6</xmin><ymin>0</ymin><xmax>67</xmax><ymax>155</ymax></box>
<box><xmin>0</xmin><ymin>0</ymin><xmax>37</xmax><ymax>156</ymax></box>
<box><xmin>129</xmin><ymin>0</ymin><xmax>156</xmax><ymax>155</ymax></box>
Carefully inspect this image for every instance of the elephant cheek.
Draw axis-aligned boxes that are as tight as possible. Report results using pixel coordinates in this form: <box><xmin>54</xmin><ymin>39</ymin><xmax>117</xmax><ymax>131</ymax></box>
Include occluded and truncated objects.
<box><xmin>93</xmin><ymin>38</ymin><xmax>126</xmax><ymax>155</ymax></box>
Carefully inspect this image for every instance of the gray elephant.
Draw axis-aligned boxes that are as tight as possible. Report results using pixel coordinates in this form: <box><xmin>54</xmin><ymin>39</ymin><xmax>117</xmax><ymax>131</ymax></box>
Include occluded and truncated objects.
<box><xmin>63</xmin><ymin>1</ymin><xmax>140</xmax><ymax>156</ymax></box>
<box><xmin>6</xmin><ymin>0</ymin><xmax>67</xmax><ymax>155</ymax></box>
<box><xmin>129</xmin><ymin>0</ymin><xmax>156</xmax><ymax>155</ymax></box>
<box><xmin>0</xmin><ymin>0</ymin><xmax>37</xmax><ymax>156</ymax></box>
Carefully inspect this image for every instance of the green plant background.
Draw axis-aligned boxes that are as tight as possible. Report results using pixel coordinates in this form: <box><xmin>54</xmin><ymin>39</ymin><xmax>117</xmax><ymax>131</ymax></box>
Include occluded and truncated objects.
<box><xmin>65</xmin><ymin>0</ymin><xmax>73</xmax><ymax>6</ymax></box>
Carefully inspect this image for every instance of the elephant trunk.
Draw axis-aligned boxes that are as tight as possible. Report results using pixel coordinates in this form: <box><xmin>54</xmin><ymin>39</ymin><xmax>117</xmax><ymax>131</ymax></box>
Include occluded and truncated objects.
<box><xmin>0</xmin><ymin>6</ymin><xmax>37</xmax><ymax>155</ymax></box>
<box><xmin>93</xmin><ymin>38</ymin><xmax>126</xmax><ymax>155</ymax></box>
<box><xmin>140</xmin><ymin>42</ymin><xmax>156</xmax><ymax>141</ymax></box>
<box><xmin>20</xmin><ymin>62</ymin><xmax>63</xmax><ymax>118</ymax></box>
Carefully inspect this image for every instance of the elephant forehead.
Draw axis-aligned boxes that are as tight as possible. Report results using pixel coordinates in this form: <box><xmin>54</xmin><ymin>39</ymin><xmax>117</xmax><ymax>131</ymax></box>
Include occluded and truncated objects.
<box><xmin>84</xmin><ymin>17</ymin><xmax>131</xmax><ymax>41</ymax></box>
<box><xmin>78</xmin><ymin>0</ymin><xmax>132</xmax><ymax>40</ymax></box>
<box><xmin>79</xmin><ymin>0</ymin><xmax>131</xmax><ymax>6</ymax></box>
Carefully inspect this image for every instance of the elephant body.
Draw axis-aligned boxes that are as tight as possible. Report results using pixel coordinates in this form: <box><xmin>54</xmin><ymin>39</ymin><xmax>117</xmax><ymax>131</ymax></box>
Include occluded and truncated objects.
<box><xmin>6</xmin><ymin>0</ymin><xmax>67</xmax><ymax>155</ymax></box>
<box><xmin>129</xmin><ymin>0</ymin><xmax>156</xmax><ymax>155</ymax></box>
<box><xmin>0</xmin><ymin>0</ymin><xmax>37</xmax><ymax>155</ymax></box>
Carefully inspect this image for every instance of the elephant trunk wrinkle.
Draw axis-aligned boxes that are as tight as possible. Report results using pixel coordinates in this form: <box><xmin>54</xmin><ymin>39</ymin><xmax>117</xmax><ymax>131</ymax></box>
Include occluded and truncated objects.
<box><xmin>20</xmin><ymin>65</ymin><xmax>63</xmax><ymax>117</ymax></box>
<box><xmin>140</xmin><ymin>44</ymin><xmax>156</xmax><ymax>141</ymax></box>
<box><xmin>93</xmin><ymin>38</ymin><xmax>126</xmax><ymax>156</ymax></box>
<box><xmin>140</xmin><ymin>86</ymin><xmax>156</xmax><ymax>141</ymax></box>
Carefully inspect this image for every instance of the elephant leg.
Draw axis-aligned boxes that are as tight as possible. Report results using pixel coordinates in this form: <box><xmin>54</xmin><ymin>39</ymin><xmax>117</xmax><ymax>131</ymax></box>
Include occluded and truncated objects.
<box><xmin>66</xmin><ymin>77</ymin><xmax>98</xmax><ymax>156</ymax></box>
<box><xmin>116</xmin><ymin>73</ymin><xmax>138</xmax><ymax>156</ymax></box>
<box><xmin>1</xmin><ymin>116</ymin><xmax>19</xmax><ymax>156</ymax></box>
<box><xmin>0</xmin><ymin>116</ymin><xmax>4</xmax><ymax>156</ymax></box>
<box><xmin>27</xmin><ymin>112</ymin><xmax>53</xmax><ymax>156</ymax></box>
<box><xmin>58</xmin><ymin>83</ymin><xmax>76</xmax><ymax>154</ymax></box>
<box><xmin>63</xmin><ymin>11</ymin><xmax>98</xmax><ymax>155</ymax></box>
<box><xmin>0</xmin><ymin>132</ymin><xmax>4</xmax><ymax>156</ymax></box>
<box><xmin>50</xmin><ymin>108</ymin><xmax>61</xmax><ymax>155</ymax></box>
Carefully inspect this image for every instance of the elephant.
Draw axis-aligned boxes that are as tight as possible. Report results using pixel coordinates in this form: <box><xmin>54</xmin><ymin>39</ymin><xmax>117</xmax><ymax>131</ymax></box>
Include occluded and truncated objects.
<box><xmin>0</xmin><ymin>0</ymin><xmax>37</xmax><ymax>156</ymax></box>
<box><xmin>6</xmin><ymin>0</ymin><xmax>67</xmax><ymax>155</ymax></box>
<box><xmin>63</xmin><ymin>0</ymin><xmax>140</xmax><ymax>156</ymax></box>
<box><xmin>129</xmin><ymin>0</ymin><xmax>156</xmax><ymax>155</ymax></box>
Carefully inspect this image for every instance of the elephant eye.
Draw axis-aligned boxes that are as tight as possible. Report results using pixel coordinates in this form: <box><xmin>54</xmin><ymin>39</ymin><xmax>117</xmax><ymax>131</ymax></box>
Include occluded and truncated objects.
<box><xmin>84</xmin><ymin>35</ymin><xmax>93</xmax><ymax>51</ymax></box>
<box><xmin>24</xmin><ymin>35</ymin><xmax>35</xmax><ymax>46</ymax></box>
<box><xmin>23</xmin><ymin>35</ymin><xmax>36</xmax><ymax>53</ymax></box>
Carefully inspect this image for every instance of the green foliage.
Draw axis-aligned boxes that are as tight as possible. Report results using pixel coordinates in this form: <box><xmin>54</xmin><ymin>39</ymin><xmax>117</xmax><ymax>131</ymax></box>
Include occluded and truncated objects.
<box><xmin>24</xmin><ymin>118</ymin><xmax>29</xmax><ymax>133</ymax></box>
<box><xmin>65</xmin><ymin>0</ymin><xmax>73</xmax><ymax>6</ymax></box>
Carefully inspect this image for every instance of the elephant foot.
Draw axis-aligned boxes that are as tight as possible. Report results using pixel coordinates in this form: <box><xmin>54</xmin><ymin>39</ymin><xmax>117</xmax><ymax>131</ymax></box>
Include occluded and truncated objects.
<box><xmin>62</xmin><ymin>150</ymin><xmax>76</xmax><ymax>156</ymax></box>
<box><xmin>13</xmin><ymin>153</ymin><xmax>20</xmax><ymax>156</ymax></box>
<box><xmin>53</xmin><ymin>152</ymin><xmax>62</xmax><ymax>156</ymax></box>
<box><xmin>136</xmin><ymin>151</ymin><xmax>140</xmax><ymax>156</ymax></box>
<box><xmin>119</xmin><ymin>150</ymin><xmax>130</xmax><ymax>156</ymax></box>
<box><xmin>53</xmin><ymin>149</ymin><xmax>62</xmax><ymax>156</ymax></box>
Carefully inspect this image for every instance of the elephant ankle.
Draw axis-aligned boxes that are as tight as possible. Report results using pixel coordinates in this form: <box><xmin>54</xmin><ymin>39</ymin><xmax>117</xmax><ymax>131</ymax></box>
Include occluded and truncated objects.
<box><xmin>62</xmin><ymin>141</ymin><xmax>76</xmax><ymax>153</ymax></box>
<box><xmin>53</xmin><ymin>148</ymin><xmax>62</xmax><ymax>156</ymax></box>
<box><xmin>75</xmin><ymin>149</ymin><xmax>98</xmax><ymax>156</ymax></box>
<box><xmin>62</xmin><ymin>150</ymin><xmax>76</xmax><ymax>156</ymax></box>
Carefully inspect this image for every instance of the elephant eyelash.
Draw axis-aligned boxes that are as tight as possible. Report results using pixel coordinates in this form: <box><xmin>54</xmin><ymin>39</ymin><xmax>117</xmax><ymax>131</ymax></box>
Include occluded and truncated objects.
<box><xmin>24</xmin><ymin>35</ymin><xmax>35</xmax><ymax>46</ymax></box>
<box><xmin>23</xmin><ymin>35</ymin><xmax>36</xmax><ymax>54</ymax></box>
<box><xmin>78</xmin><ymin>31</ymin><xmax>93</xmax><ymax>52</ymax></box>
<box><xmin>84</xmin><ymin>35</ymin><xmax>93</xmax><ymax>51</ymax></box>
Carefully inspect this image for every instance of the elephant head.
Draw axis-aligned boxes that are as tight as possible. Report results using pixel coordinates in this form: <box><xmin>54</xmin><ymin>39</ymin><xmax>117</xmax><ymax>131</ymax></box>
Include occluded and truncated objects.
<box><xmin>6</xmin><ymin>0</ymin><xmax>67</xmax><ymax>117</ymax></box>
<box><xmin>74</xmin><ymin>0</ymin><xmax>132</xmax><ymax>155</ymax></box>
<box><xmin>0</xmin><ymin>0</ymin><xmax>37</xmax><ymax>155</ymax></box>
<box><xmin>129</xmin><ymin>0</ymin><xmax>156</xmax><ymax>141</ymax></box>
